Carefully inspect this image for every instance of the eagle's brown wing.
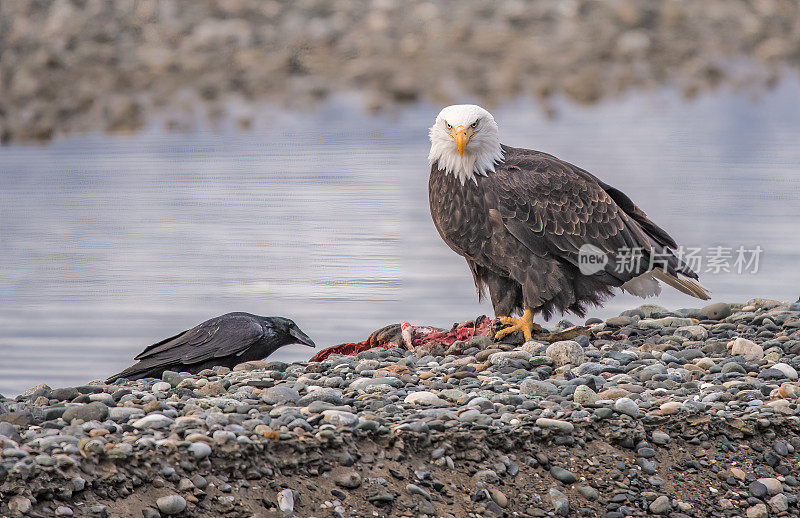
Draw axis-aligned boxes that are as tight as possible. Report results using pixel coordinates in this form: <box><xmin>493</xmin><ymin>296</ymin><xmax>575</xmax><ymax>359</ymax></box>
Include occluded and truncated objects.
<box><xmin>486</xmin><ymin>146</ymin><xmax>698</xmax><ymax>283</ymax></box>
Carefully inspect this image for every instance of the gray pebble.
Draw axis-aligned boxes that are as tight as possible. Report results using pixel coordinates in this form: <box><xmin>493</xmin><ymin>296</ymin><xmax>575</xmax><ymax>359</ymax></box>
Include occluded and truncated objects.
<box><xmin>62</xmin><ymin>401</ymin><xmax>109</xmax><ymax>423</ymax></box>
<box><xmin>550</xmin><ymin>466</ymin><xmax>577</xmax><ymax>484</ymax></box>
<box><xmin>156</xmin><ymin>494</ymin><xmax>186</xmax><ymax>515</ymax></box>
<box><xmin>188</xmin><ymin>442</ymin><xmax>212</xmax><ymax>459</ymax></box>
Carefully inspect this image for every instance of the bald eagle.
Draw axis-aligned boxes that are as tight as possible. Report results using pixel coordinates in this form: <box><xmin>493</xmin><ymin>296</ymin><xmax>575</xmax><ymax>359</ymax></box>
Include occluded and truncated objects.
<box><xmin>428</xmin><ymin>105</ymin><xmax>709</xmax><ymax>341</ymax></box>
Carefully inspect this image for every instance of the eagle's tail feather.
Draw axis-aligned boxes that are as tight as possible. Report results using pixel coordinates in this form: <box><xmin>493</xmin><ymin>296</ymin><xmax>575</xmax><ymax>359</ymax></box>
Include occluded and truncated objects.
<box><xmin>651</xmin><ymin>268</ymin><xmax>711</xmax><ymax>300</ymax></box>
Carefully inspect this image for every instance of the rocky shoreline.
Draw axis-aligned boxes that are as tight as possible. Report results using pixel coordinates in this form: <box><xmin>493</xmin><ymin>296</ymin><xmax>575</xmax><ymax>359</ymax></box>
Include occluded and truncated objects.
<box><xmin>2</xmin><ymin>298</ymin><xmax>800</xmax><ymax>517</ymax></box>
<box><xmin>3</xmin><ymin>0</ymin><xmax>799</xmax><ymax>143</ymax></box>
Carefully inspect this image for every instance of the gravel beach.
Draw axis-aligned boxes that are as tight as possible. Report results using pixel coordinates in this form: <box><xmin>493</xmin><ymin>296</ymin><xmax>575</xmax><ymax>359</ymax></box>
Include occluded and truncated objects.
<box><xmin>2</xmin><ymin>298</ymin><xmax>800</xmax><ymax>517</ymax></box>
<box><xmin>2</xmin><ymin>0</ymin><xmax>799</xmax><ymax>143</ymax></box>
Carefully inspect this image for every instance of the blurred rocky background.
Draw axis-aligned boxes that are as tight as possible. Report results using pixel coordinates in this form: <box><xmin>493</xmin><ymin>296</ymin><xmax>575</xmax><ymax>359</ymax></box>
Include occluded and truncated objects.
<box><xmin>2</xmin><ymin>0</ymin><xmax>800</xmax><ymax>143</ymax></box>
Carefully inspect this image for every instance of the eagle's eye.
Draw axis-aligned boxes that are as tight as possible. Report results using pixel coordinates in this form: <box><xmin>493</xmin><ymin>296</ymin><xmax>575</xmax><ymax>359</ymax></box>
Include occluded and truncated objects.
<box><xmin>445</xmin><ymin>121</ymin><xmax>452</xmax><ymax>130</ymax></box>
<box><xmin>471</xmin><ymin>121</ymin><xmax>479</xmax><ymax>129</ymax></box>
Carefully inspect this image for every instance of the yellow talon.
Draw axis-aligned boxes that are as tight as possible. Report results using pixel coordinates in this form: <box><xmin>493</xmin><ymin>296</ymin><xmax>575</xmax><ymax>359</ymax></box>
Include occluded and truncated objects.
<box><xmin>494</xmin><ymin>309</ymin><xmax>537</xmax><ymax>341</ymax></box>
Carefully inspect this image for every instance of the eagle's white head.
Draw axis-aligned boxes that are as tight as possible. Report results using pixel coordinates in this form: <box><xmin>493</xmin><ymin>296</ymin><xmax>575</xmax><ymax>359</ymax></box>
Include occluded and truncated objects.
<box><xmin>428</xmin><ymin>104</ymin><xmax>504</xmax><ymax>185</ymax></box>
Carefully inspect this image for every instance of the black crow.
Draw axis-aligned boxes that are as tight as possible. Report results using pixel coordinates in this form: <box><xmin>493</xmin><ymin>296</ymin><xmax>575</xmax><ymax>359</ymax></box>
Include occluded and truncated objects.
<box><xmin>106</xmin><ymin>312</ymin><xmax>314</xmax><ymax>382</ymax></box>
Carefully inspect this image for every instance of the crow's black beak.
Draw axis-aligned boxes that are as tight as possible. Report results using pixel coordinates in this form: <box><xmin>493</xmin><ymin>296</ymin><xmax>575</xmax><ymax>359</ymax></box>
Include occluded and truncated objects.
<box><xmin>289</xmin><ymin>327</ymin><xmax>315</xmax><ymax>347</ymax></box>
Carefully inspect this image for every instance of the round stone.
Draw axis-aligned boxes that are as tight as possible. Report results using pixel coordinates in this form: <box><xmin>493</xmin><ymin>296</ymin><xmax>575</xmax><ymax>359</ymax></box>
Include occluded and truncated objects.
<box><xmin>403</xmin><ymin>391</ymin><xmax>448</xmax><ymax>406</ymax></box>
<box><xmin>156</xmin><ymin>495</ymin><xmax>187</xmax><ymax>515</ymax></box>
<box><xmin>614</xmin><ymin>397</ymin><xmax>640</xmax><ymax>417</ymax></box>
<box><xmin>520</xmin><ymin>379</ymin><xmax>558</xmax><ymax>397</ymax></box>
<box><xmin>757</xmin><ymin>477</ymin><xmax>783</xmax><ymax>495</ymax></box>
<box><xmin>132</xmin><ymin>414</ymin><xmax>174</xmax><ymax>429</ymax></box>
<box><xmin>322</xmin><ymin>410</ymin><xmax>359</xmax><ymax>428</ymax></box>
<box><xmin>638</xmin><ymin>447</ymin><xmax>656</xmax><ymax>458</ymax></box>
<box><xmin>573</xmin><ymin>385</ymin><xmax>598</xmax><ymax>405</ymax></box>
<box><xmin>546</xmin><ymin>340</ymin><xmax>585</xmax><ymax>367</ymax></box>
<box><xmin>550</xmin><ymin>466</ymin><xmax>577</xmax><ymax>484</ymax></box>
<box><xmin>746</xmin><ymin>503</ymin><xmax>768</xmax><ymax>518</ymax></box>
<box><xmin>535</xmin><ymin>418</ymin><xmax>574</xmax><ymax>433</ymax></box>
<box><xmin>700</xmin><ymin>302</ymin><xmax>732</xmax><ymax>320</ymax></box>
<box><xmin>649</xmin><ymin>495</ymin><xmax>671</xmax><ymax>515</ymax></box>
<box><xmin>490</xmin><ymin>488</ymin><xmax>508</xmax><ymax>508</ymax></box>
<box><xmin>728</xmin><ymin>337</ymin><xmax>764</xmax><ymax>360</ymax></box>
<box><xmin>62</xmin><ymin>402</ymin><xmax>109</xmax><ymax>423</ymax></box>
<box><xmin>335</xmin><ymin>471</ymin><xmax>362</xmax><ymax>489</ymax></box>
<box><xmin>749</xmin><ymin>480</ymin><xmax>768</xmax><ymax>498</ymax></box>
<box><xmin>262</xmin><ymin>385</ymin><xmax>300</xmax><ymax>404</ymax></box>
<box><xmin>151</xmin><ymin>382</ymin><xmax>171</xmax><ymax>393</ymax></box>
<box><xmin>277</xmin><ymin>489</ymin><xmax>294</xmax><ymax>514</ymax></box>
<box><xmin>651</xmin><ymin>431</ymin><xmax>671</xmax><ymax>445</ymax></box>
<box><xmin>188</xmin><ymin>442</ymin><xmax>211</xmax><ymax>459</ymax></box>
<box><xmin>771</xmin><ymin>363</ymin><xmax>798</xmax><ymax>381</ymax></box>
<box><xmin>659</xmin><ymin>401</ymin><xmax>683</xmax><ymax>414</ymax></box>
<box><xmin>549</xmin><ymin>488</ymin><xmax>570</xmax><ymax>516</ymax></box>
<box><xmin>577</xmin><ymin>485</ymin><xmax>598</xmax><ymax>500</ymax></box>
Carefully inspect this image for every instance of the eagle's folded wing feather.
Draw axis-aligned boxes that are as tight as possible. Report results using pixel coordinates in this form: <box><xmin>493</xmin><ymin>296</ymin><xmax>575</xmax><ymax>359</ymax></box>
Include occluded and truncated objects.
<box><xmin>488</xmin><ymin>149</ymin><xmax>690</xmax><ymax>286</ymax></box>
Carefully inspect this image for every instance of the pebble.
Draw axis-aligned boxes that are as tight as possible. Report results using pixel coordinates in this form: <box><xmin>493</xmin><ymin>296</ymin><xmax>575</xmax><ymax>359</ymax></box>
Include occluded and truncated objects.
<box><xmin>262</xmin><ymin>385</ymin><xmax>300</xmax><ymax>404</ymax></box>
<box><xmin>757</xmin><ymin>477</ymin><xmax>783</xmax><ymax>495</ymax></box>
<box><xmin>335</xmin><ymin>471</ymin><xmax>362</xmax><ymax>489</ymax></box>
<box><xmin>701</xmin><ymin>302</ymin><xmax>732</xmax><ymax>320</ymax></box>
<box><xmin>108</xmin><ymin>407</ymin><xmax>144</xmax><ymax>422</ymax></box>
<box><xmin>550</xmin><ymin>466</ymin><xmax>577</xmax><ymax>484</ymax></box>
<box><xmin>521</xmin><ymin>379</ymin><xmax>558</xmax><ymax>397</ymax></box>
<box><xmin>577</xmin><ymin>485</ymin><xmax>599</xmax><ymax>500</ymax></box>
<box><xmin>746</xmin><ymin>503</ymin><xmax>768</xmax><ymax>518</ymax></box>
<box><xmin>322</xmin><ymin>410</ymin><xmax>359</xmax><ymax>428</ymax></box>
<box><xmin>769</xmin><ymin>493</ymin><xmax>789</xmax><ymax>513</ymax></box>
<box><xmin>406</xmin><ymin>483</ymin><xmax>431</xmax><ymax>499</ymax></box>
<box><xmin>535</xmin><ymin>418</ymin><xmax>574</xmax><ymax>433</ymax></box>
<box><xmin>614</xmin><ymin>397</ymin><xmax>640</xmax><ymax>417</ymax></box>
<box><xmin>277</xmin><ymin>489</ymin><xmax>294</xmax><ymax>514</ymax></box>
<box><xmin>404</xmin><ymin>391</ymin><xmax>448</xmax><ymax>406</ymax></box>
<box><xmin>8</xmin><ymin>496</ymin><xmax>32</xmax><ymax>515</ymax></box>
<box><xmin>151</xmin><ymin>382</ymin><xmax>172</xmax><ymax>393</ymax></box>
<box><xmin>188</xmin><ymin>442</ymin><xmax>211</xmax><ymax>459</ymax></box>
<box><xmin>649</xmin><ymin>495</ymin><xmax>671</xmax><ymax>515</ymax></box>
<box><xmin>132</xmin><ymin>414</ymin><xmax>174</xmax><ymax>429</ymax></box>
<box><xmin>546</xmin><ymin>340</ymin><xmax>585</xmax><ymax>367</ymax></box>
<box><xmin>0</xmin><ymin>421</ymin><xmax>22</xmax><ymax>442</ymax></box>
<box><xmin>0</xmin><ymin>298</ymin><xmax>797</xmax><ymax>516</ymax></box>
<box><xmin>651</xmin><ymin>431</ymin><xmax>671</xmax><ymax>445</ymax></box>
<box><xmin>62</xmin><ymin>401</ymin><xmax>109</xmax><ymax>423</ymax></box>
<box><xmin>772</xmin><ymin>363</ymin><xmax>799</xmax><ymax>380</ymax></box>
<box><xmin>729</xmin><ymin>337</ymin><xmax>764</xmax><ymax>360</ymax></box>
<box><xmin>490</xmin><ymin>488</ymin><xmax>508</xmax><ymax>508</ymax></box>
<box><xmin>156</xmin><ymin>495</ymin><xmax>186</xmax><ymax>515</ymax></box>
<box><xmin>573</xmin><ymin>385</ymin><xmax>599</xmax><ymax>405</ymax></box>
<box><xmin>549</xmin><ymin>488</ymin><xmax>570</xmax><ymax>516</ymax></box>
<box><xmin>162</xmin><ymin>371</ymin><xmax>186</xmax><ymax>387</ymax></box>
<box><xmin>659</xmin><ymin>401</ymin><xmax>683</xmax><ymax>415</ymax></box>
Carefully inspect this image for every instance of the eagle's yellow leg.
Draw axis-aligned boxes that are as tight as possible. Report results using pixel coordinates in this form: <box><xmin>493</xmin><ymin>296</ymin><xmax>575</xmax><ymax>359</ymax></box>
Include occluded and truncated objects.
<box><xmin>494</xmin><ymin>309</ymin><xmax>540</xmax><ymax>341</ymax></box>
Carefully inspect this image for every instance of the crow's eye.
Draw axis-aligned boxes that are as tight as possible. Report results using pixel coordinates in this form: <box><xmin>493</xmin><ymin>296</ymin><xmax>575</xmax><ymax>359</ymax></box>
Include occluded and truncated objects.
<box><xmin>445</xmin><ymin>121</ymin><xmax>452</xmax><ymax>130</ymax></box>
<box><xmin>471</xmin><ymin>121</ymin><xmax>479</xmax><ymax>129</ymax></box>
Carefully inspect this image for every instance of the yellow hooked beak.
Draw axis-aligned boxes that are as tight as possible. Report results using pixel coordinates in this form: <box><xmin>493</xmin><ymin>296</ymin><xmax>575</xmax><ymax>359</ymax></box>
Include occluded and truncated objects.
<box><xmin>450</xmin><ymin>126</ymin><xmax>471</xmax><ymax>157</ymax></box>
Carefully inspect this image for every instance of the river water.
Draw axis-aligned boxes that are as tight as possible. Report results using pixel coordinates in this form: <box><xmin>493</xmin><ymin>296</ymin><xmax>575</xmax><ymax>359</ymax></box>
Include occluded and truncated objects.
<box><xmin>1</xmin><ymin>83</ymin><xmax>799</xmax><ymax>395</ymax></box>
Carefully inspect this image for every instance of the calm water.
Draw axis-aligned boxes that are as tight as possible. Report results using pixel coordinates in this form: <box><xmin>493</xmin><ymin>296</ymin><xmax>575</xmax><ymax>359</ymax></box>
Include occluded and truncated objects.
<box><xmin>1</xmin><ymin>84</ymin><xmax>799</xmax><ymax>396</ymax></box>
